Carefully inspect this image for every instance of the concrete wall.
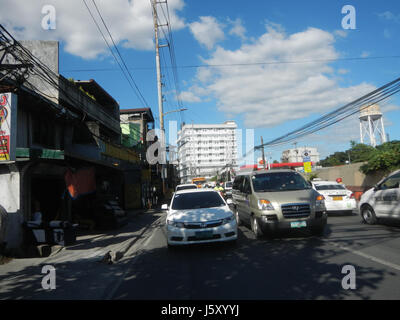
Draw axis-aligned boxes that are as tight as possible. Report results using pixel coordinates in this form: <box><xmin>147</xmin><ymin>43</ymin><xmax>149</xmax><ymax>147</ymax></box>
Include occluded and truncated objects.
<box><xmin>20</xmin><ymin>40</ymin><xmax>59</xmax><ymax>104</ymax></box>
<box><xmin>0</xmin><ymin>164</ymin><xmax>23</xmax><ymax>250</ymax></box>
<box><xmin>313</xmin><ymin>162</ymin><xmax>387</xmax><ymax>190</ymax></box>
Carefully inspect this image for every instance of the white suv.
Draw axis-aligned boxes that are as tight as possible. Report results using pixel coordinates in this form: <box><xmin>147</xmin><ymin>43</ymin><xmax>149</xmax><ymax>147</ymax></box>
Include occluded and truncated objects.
<box><xmin>359</xmin><ymin>169</ymin><xmax>400</xmax><ymax>224</ymax></box>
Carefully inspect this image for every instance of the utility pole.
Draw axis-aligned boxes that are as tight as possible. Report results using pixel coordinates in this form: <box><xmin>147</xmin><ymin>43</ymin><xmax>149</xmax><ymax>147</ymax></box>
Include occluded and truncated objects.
<box><xmin>261</xmin><ymin>136</ymin><xmax>266</xmax><ymax>169</ymax></box>
<box><xmin>151</xmin><ymin>0</ymin><xmax>167</xmax><ymax>195</ymax></box>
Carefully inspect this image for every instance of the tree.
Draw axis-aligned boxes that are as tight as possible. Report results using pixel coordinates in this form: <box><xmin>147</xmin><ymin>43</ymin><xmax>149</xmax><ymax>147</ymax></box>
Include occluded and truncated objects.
<box><xmin>320</xmin><ymin>142</ymin><xmax>376</xmax><ymax>167</ymax></box>
<box><xmin>360</xmin><ymin>141</ymin><xmax>400</xmax><ymax>174</ymax></box>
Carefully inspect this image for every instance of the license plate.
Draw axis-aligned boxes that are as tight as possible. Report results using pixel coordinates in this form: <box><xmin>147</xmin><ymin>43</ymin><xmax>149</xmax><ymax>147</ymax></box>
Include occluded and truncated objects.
<box><xmin>333</xmin><ymin>196</ymin><xmax>343</xmax><ymax>201</ymax></box>
<box><xmin>290</xmin><ymin>221</ymin><xmax>307</xmax><ymax>228</ymax></box>
<box><xmin>195</xmin><ymin>230</ymin><xmax>213</xmax><ymax>239</ymax></box>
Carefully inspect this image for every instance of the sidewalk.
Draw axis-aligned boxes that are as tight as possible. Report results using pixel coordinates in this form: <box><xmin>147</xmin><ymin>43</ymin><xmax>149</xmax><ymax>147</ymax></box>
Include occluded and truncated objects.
<box><xmin>0</xmin><ymin>208</ymin><xmax>164</xmax><ymax>300</ymax></box>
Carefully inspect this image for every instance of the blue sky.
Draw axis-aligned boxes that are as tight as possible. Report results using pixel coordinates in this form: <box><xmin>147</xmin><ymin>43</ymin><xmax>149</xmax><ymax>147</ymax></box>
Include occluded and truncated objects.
<box><xmin>1</xmin><ymin>0</ymin><xmax>400</xmax><ymax>163</ymax></box>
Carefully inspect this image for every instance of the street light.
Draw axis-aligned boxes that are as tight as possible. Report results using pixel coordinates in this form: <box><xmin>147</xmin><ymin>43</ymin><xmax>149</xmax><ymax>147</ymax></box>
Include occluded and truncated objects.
<box><xmin>163</xmin><ymin>108</ymin><xmax>187</xmax><ymax>117</ymax></box>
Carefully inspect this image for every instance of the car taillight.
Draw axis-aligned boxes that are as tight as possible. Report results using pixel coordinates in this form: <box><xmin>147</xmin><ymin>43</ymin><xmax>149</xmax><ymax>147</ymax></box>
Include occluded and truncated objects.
<box><xmin>350</xmin><ymin>193</ymin><xmax>355</xmax><ymax>199</ymax></box>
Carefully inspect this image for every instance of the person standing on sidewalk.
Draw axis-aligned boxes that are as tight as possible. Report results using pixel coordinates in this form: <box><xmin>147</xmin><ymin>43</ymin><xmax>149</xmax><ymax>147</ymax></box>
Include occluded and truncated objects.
<box><xmin>0</xmin><ymin>205</ymin><xmax>8</xmax><ymax>255</ymax></box>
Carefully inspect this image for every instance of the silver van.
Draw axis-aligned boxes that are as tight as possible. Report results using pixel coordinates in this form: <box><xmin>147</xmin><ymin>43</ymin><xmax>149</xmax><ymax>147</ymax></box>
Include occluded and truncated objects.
<box><xmin>232</xmin><ymin>169</ymin><xmax>327</xmax><ymax>238</ymax></box>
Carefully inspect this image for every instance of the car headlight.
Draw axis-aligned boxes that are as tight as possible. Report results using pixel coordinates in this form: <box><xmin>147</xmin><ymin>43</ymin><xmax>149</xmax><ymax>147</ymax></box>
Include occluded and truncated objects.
<box><xmin>222</xmin><ymin>214</ymin><xmax>235</xmax><ymax>225</ymax></box>
<box><xmin>167</xmin><ymin>220</ymin><xmax>185</xmax><ymax>228</ymax></box>
<box><xmin>258</xmin><ymin>199</ymin><xmax>274</xmax><ymax>210</ymax></box>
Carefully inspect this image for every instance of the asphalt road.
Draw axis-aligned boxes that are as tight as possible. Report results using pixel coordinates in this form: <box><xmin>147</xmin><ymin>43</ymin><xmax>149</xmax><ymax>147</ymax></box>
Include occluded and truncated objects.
<box><xmin>110</xmin><ymin>210</ymin><xmax>400</xmax><ymax>300</ymax></box>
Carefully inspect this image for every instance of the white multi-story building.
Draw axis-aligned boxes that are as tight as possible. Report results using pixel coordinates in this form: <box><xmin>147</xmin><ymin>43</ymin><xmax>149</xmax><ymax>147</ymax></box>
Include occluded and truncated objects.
<box><xmin>177</xmin><ymin>121</ymin><xmax>238</xmax><ymax>183</ymax></box>
<box><xmin>281</xmin><ymin>147</ymin><xmax>320</xmax><ymax>163</ymax></box>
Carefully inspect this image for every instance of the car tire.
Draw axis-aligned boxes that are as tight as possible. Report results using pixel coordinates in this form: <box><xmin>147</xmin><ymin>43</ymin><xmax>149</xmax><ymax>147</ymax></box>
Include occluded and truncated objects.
<box><xmin>251</xmin><ymin>215</ymin><xmax>263</xmax><ymax>239</ymax></box>
<box><xmin>361</xmin><ymin>205</ymin><xmax>377</xmax><ymax>225</ymax></box>
<box><xmin>235</xmin><ymin>208</ymin><xmax>242</xmax><ymax>226</ymax></box>
<box><xmin>167</xmin><ymin>242</ymin><xmax>177</xmax><ymax>250</ymax></box>
<box><xmin>227</xmin><ymin>238</ymin><xmax>237</xmax><ymax>247</ymax></box>
<box><xmin>311</xmin><ymin>224</ymin><xmax>325</xmax><ymax>237</ymax></box>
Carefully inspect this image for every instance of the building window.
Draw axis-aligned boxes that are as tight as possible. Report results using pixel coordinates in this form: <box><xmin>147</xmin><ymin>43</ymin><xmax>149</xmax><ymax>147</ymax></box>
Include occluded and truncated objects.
<box><xmin>32</xmin><ymin>113</ymin><xmax>55</xmax><ymax>148</ymax></box>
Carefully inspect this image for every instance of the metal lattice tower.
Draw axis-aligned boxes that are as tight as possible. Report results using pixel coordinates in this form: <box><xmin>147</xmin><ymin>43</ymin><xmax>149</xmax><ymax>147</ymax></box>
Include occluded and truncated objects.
<box><xmin>359</xmin><ymin>104</ymin><xmax>387</xmax><ymax>147</ymax></box>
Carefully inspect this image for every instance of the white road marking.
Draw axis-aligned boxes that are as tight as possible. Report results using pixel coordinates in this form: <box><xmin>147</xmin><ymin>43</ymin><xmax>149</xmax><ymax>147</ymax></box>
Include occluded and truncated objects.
<box><xmin>327</xmin><ymin>241</ymin><xmax>400</xmax><ymax>272</ymax></box>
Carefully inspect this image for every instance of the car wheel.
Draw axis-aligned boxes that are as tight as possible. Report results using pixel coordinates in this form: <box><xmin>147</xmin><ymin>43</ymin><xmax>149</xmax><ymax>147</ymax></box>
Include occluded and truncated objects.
<box><xmin>311</xmin><ymin>225</ymin><xmax>325</xmax><ymax>237</ymax></box>
<box><xmin>235</xmin><ymin>208</ymin><xmax>242</xmax><ymax>226</ymax></box>
<box><xmin>251</xmin><ymin>215</ymin><xmax>263</xmax><ymax>239</ymax></box>
<box><xmin>361</xmin><ymin>205</ymin><xmax>377</xmax><ymax>225</ymax></box>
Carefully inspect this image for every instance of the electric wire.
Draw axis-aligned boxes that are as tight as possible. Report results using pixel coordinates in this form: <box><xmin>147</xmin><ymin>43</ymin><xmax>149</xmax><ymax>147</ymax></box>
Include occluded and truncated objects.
<box><xmin>90</xmin><ymin>0</ymin><xmax>151</xmax><ymax>110</ymax></box>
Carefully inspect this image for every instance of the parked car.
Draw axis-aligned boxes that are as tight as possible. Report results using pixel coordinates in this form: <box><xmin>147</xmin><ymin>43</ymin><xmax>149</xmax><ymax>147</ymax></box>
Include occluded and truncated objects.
<box><xmin>224</xmin><ymin>181</ymin><xmax>233</xmax><ymax>197</ymax></box>
<box><xmin>359</xmin><ymin>169</ymin><xmax>400</xmax><ymax>224</ymax></box>
<box><xmin>311</xmin><ymin>180</ymin><xmax>357</xmax><ymax>214</ymax></box>
<box><xmin>163</xmin><ymin>189</ymin><xmax>237</xmax><ymax>246</ymax></box>
<box><xmin>175</xmin><ymin>184</ymin><xmax>198</xmax><ymax>192</ymax></box>
<box><xmin>232</xmin><ymin>169</ymin><xmax>327</xmax><ymax>238</ymax></box>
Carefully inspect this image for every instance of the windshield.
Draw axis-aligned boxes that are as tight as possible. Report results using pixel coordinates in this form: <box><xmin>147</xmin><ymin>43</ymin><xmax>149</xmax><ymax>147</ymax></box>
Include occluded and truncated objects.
<box><xmin>176</xmin><ymin>185</ymin><xmax>197</xmax><ymax>191</ymax></box>
<box><xmin>251</xmin><ymin>172</ymin><xmax>311</xmax><ymax>192</ymax></box>
<box><xmin>225</xmin><ymin>182</ymin><xmax>233</xmax><ymax>188</ymax></box>
<box><xmin>171</xmin><ymin>191</ymin><xmax>225</xmax><ymax>210</ymax></box>
<box><xmin>315</xmin><ymin>185</ymin><xmax>345</xmax><ymax>190</ymax></box>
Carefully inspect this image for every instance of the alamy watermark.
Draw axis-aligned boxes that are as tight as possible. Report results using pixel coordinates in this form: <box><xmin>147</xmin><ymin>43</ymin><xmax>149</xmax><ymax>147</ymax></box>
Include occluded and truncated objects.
<box><xmin>341</xmin><ymin>5</ymin><xmax>356</xmax><ymax>30</ymax></box>
<box><xmin>41</xmin><ymin>5</ymin><xmax>56</xmax><ymax>30</ymax></box>
<box><xmin>41</xmin><ymin>265</ymin><xmax>56</xmax><ymax>290</ymax></box>
<box><xmin>341</xmin><ymin>265</ymin><xmax>356</xmax><ymax>290</ymax></box>
<box><xmin>145</xmin><ymin>121</ymin><xmax>255</xmax><ymax>166</ymax></box>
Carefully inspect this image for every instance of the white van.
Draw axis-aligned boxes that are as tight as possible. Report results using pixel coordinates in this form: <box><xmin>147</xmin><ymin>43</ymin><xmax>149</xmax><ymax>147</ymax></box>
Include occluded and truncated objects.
<box><xmin>359</xmin><ymin>169</ymin><xmax>400</xmax><ymax>224</ymax></box>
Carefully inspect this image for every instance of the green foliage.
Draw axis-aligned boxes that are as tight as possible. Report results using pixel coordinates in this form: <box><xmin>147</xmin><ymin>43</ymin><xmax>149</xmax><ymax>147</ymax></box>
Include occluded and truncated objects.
<box><xmin>320</xmin><ymin>142</ymin><xmax>375</xmax><ymax>167</ymax></box>
<box><xmin>79</xmin><ymin>86</ymin><xmax>96</xmax><ymax>101</ymax></box>
<box><xmin>305</xmin><ymin>172</ymin><xmax>319</xmax><ymax>182</ymax></box>
<box><xmin>320</xmin><ymin>140</ymin><xmax>400</xmax><ymax>174</ymax></box>
<box><xmin>360</xmin><ymin>141</ymin><xmax>400</xmax><ymax>174</ymax></box>
<box><xmin>210</xmin><ymin>176</ymin><xmax>217</xmax><ymax>182</ymax></box>
<box><xmin>67</xmin><ymin>78</ymin><xmax>96</xmax><ymax>101</ymax></box>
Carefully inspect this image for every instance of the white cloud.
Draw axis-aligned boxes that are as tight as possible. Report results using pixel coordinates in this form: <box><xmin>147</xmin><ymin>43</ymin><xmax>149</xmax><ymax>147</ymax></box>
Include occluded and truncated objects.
<box><xmin>185</xmin><ymin>24</ymin><xmax>380</xmax><ymax>128</ymax></box>
<box><xmin>0</xmin><ymin>0</ymin><xmax>186</xmax><ymax>59</ymax></box>
<box><xmin>360</xmin><ymin>51</ymin><xmax>370</xmax><ymax>58</ymax></box>
<box><xmin>178</xmin><ymin>91</ymin><xmax>201</xmax><ymax>103</ymax></box>
<box><xmin>378</xmin><ymin>11</ymin><xmax>400</xmax><ymax>23</ymax></box>
<box><xmin>188</xmin><ymin>16</ymin><xmax>225</xmax><ymax>50</ymax></box>
<box><xmin>338</xmin><ymin>68</ymin><xmax>349</xmax><ymax>74</ymax></box>
<box><xmin>228</xmin><ymin>18</ymin><xmax>246</xmax><ymax>40</ymax></box>
<box><xmin>381</xmin><ymin>103</ymin><xmax>400</xmax><ymax>113</ymax></box>
<box><xmin>333</xmin><ymin>30</ymin><xmax>347</xmax><ymax>38</ymax></box>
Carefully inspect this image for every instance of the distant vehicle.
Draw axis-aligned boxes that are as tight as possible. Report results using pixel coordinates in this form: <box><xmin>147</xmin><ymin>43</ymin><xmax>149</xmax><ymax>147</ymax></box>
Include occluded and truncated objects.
<box><xmin>232</xmin><ymin>169</ymin><xmax>327</xmax><ymax>238</ymax></box>
<box><xmin>359</xmin><ymin>169</ymin><xmax>400</xmax><ymax>224</ymax></box>
<box><xmin>192</xmin><ymin>177</ymin><xmax>206</xmax><ymax>188</ymax></box>
<box><xmin>224</xmin><ymin>181</ymin><xmax>233</xmax><ymax>197</ymax></box>
<box><xmin>162</xmin><ymin>189</ymin><xmax>237</xmax><ymax>246</ymax></box>
<box><xmin>311</xmin><ymin>180</ymin><xmax>357</xmax><ymax>214</ymax></box>
<box><xmin>175</xmin><ymin>184</ymin><xmax>198</xmax><ymax>192</ymax></box>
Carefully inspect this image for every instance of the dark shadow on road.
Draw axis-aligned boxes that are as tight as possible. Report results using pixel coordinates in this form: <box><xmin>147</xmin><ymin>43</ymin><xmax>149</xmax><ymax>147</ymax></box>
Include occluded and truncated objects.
<box><xmin>2</xmin><ymin>212</ymin><xmax>399</xmax><ymax>300</ymax></box>
<box><xmin>0</xmin><ymin>211</ymin><xmax>163</xmax><ymax>300</ymax></box>
<box><xmin>110</xmin><ymin>226</ymin><xmax>397</xmax><ymax>300</ymax></box>
<box><xmin>65</xmin><ymin>213</ymin><xmax>161</xmax><ymax>251</ymax></box>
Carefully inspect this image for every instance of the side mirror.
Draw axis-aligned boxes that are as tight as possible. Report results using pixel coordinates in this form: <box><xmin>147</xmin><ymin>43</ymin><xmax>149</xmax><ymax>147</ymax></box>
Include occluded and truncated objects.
<box><xmin>373</xmin><ymin>185</ymin><xmax>379</xmax><ymax>191</ymax></box>
<box><xmin>161</xmin><ymin>204</ymin><xmax>168</xmax><ymax>210</ymax></box>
